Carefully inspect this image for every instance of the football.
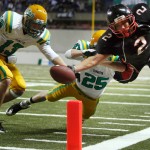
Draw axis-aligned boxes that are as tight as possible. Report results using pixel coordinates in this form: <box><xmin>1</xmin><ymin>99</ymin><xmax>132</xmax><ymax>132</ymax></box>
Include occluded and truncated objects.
<box><xmin>50</xmin><ymin>65</ymin><xmax>76</xmax><ymax>84</ymax></box>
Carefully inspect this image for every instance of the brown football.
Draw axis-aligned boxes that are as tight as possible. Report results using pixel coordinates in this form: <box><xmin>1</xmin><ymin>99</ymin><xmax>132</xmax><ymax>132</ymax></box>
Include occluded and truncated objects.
<box><xmin>50</xmin><ymin>65</ymin><xmax>76</xmax><ymax>84</ymax></box>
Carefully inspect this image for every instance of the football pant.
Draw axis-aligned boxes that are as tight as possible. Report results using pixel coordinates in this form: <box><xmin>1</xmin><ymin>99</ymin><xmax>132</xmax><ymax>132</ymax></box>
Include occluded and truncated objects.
<box><xmin>46</xmin><ymin>82</ymin><xmax>99</xmax><ymax>119</ymax></box>
<box><xmin>0</xmin><ymin>55</ymin><xmax>26</xmax><ymax>93</ymax></box>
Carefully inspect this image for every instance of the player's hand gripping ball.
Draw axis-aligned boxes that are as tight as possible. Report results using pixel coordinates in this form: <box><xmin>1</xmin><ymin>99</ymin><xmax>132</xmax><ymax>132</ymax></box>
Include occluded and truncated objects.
<box><xmin>50</xmin><ymin>65</ymin><xmax>76</xmax><ymax>84</ymax></box>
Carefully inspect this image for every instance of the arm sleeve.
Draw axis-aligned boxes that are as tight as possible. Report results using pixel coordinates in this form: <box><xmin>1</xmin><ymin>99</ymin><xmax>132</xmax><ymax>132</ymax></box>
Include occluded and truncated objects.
<box><xmin>38</xmin><ymin>44</ymin><xmax>59</xmax><ymax>61</ymax></box>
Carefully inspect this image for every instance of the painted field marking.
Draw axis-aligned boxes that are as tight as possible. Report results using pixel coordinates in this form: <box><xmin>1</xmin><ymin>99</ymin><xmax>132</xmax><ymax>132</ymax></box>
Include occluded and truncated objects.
<box><xmin>130</xmin><ymin>115</ymin><xmax>150</xmax><ymax>118</ymax></box>
<box><xmin>24</xmin><ymin>139</ymin><xmax>85</xmax><ymax>144</ymax></box>
<box><xmin>0</xmin><ymin>147</ymin><xmax>41</xmax><ymax>150</ymax></box>
<box><xmin>1</xmin><ymin>112</ymin><xmax>150</xmax><ymax>122</ymax></box>
<box><xmin>98</xmin><ymin>122</ymin><xmax>145</xmax><ymax>126</ymax></box>
<box><xmin>145</xmin><ymin>112</ymin><xmax>150</xmax><ymax>114</ymax></box>
<box><xmin>18</xmin><ymin>97</ymin><xmax>150</xmax><ymax>106</ymax></box>
<box><xmin>54</xmin><ymin>132</ymin><xmax>110</xmax><ymax>137</ymax></box>
<box><xmin>82</xmin><ymin>127</ymin><xmax>128</xmax><ymax>132</ymax></box>
<box><xmin>82</xmin><ymin>127</ymin><xmax>150</xmax><ymax>150</ymax></box>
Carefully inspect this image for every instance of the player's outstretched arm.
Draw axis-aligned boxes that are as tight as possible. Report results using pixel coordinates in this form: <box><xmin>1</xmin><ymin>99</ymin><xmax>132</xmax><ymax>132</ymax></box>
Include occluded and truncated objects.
<box><xmin>74</xmin><ymin>53</ymin><xmax>110</xmax><ymax>72</ymax></box>
<box><xmin>101</xmin><ymin>61</ymin><xmax>126</xmax><ymax>72</ymax></box>
<box><xmin>52</xmin><ymin>57</ymin><xmax>66</xmax><ymax>66</ymax></box>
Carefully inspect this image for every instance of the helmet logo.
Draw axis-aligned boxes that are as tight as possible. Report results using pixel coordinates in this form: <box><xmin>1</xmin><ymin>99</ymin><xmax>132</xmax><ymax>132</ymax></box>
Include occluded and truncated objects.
<box><xmin>25</xmin><ymin>8</ymin><xmax>34</xmax><ymax>18</ymax></box>
<box><xmin>114</xmin><ymin>15</ymin><xmax>126</xmax><ymax>23</ymax></box>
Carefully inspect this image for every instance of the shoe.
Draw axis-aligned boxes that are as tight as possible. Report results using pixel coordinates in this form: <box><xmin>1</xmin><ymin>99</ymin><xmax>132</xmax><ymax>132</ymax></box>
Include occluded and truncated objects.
<box><xmin>6</xmin><ymin>102</ymin><xmax>29</xmax><ymax>116</ymax></box>
<box><xmin>0</xmin><ymin>122</ymin><xmax>5</xmax><ymax>133</ymax></box>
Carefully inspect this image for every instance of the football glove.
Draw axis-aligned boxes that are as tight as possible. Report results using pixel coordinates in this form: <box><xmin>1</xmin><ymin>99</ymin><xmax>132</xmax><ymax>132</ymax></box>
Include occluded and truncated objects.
<box><xmin>67</xmin><ymin>65</ymin><xmax>80</xmax><ymax>82</ymax></box>
<box><xmin>67</xmin><ymin>65</ymin><xmax>76</xmax><ymax>73</ymax></box>
<box><xmin>121</xmin><ymin>63</ymin><xmax>134</xmax><ymax>81</ymax></box>
<box><xmin>81</xmin><ymin>49</ymin><xmax>97</xmax><ymax>57</ymax></box>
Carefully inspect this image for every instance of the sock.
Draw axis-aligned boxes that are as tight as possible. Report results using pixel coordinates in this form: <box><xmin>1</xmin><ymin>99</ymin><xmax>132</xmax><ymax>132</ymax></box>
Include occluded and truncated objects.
<box><xmin>30</xmin><ymin>97</ymin><xmax>35</xmax><ymax>103</ymax></box>
<box><xmin>20</xmin><ymin>99</ymin><xmax>31</xmax><ymax>108</ymax></box>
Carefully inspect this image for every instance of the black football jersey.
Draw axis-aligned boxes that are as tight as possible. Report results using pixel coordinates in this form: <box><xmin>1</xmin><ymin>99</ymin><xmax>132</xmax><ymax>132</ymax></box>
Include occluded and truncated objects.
<box><xmin>96</xmin><ymin>3</ymin><xmax>150</xmax><ymax>71</ymax></box>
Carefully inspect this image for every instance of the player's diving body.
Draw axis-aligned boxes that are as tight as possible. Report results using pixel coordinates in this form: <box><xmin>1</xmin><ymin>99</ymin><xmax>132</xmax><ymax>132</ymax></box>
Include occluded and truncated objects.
<box><xmin>73</xmin><ymin>3</ymin><xmax>150</xmax><ymax>83</ymax></box>
<box><xmin>6</xmin><ymin>30</ymin><xmax>124</xmax><ymax>122</ymax></box>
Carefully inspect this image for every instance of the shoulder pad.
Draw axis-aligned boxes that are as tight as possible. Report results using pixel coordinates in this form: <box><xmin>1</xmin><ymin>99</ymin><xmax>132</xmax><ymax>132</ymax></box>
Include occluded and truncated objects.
<box><xmin>37</xmin><ymin>29</ymin><xmax>51</xmax><ymax>45</ymax></box>
<box><xmin>4</xmin><ymin>11</ymin><xmax>14</xmax><ymax>33</ymax></box>
<box><xmin>72</xmin><ymin>40</ymin><xmax>90</xmax><ymax>50</ymax></box>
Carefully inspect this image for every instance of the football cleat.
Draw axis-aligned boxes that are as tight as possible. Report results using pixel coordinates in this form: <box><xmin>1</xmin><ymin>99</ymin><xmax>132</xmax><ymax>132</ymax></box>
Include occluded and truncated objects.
<box><xmin>6</xmin><ymin>102</ymin><xmax>29</xmax><ymax>116</ymax></box>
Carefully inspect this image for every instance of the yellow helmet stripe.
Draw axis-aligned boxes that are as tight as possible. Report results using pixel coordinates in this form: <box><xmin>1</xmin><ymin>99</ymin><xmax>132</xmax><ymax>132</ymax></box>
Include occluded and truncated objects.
<box><xmin>5</xmin><ymin>11</ymin><xmax>13</xmax><ymax>33</ymax></box>
<box><xmin>0</xmin><ymin>66</ymin><xmax>7</xmax><ymax>80</ymax></box>
<box><xmin>37</xmin><ymin>29</ymin><xmax>50</xmax><ymax>45</ymax></box>
<box><xmin>81</xmin><ymin>40</ymin><xmax>88</xmax><ymax>50</ymax></box>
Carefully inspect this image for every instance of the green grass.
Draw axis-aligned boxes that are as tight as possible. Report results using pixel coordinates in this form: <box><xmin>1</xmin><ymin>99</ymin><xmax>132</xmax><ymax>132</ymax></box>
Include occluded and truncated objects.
<box><xmin>0</xmin><ymin>64</ymin><xmax>150</xmax><ymax>150</ymax></box>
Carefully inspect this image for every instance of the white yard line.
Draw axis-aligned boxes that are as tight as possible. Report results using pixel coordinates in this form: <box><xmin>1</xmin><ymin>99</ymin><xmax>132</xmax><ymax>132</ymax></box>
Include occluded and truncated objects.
<box><xmin>103</xmin><ymin>93</ymin><xmax>150</xmax><ymax>97</ymax></box>
<box><xmin>145</xmin><ymin>112</ymin><xmax>150</xmax><ymax>114</ymax></box>
<box><xmin>91</xmin><ymin>116</ymin><xmax>150</xmax><ymax>122</ymax></box>
<box><xmin>100</xmin><ymin>101</ymin><xmax>150</xmax><ymax>105</ymax></box>
<box><xmin>82</xmin><ymin>127</ymin><xmax>150</xmax><ymax>150</ymax></box>
<box><xmin>18</xmin><ymin>97</ymin><xmax>150</xmax><ymax>106</ymax></box>
<box><xmin>54</xmin><ymin>132</ymin><xmax>110</xmax><ymax>137</ymax></box>
<box><xmin>98</xmin><ymin>122</ymin><xmax>145</xmax><ymax>126</ymax></box>
<box><xmin>26</xmin><ymin>87</ymin><xmax>150</xmax><ymax>92</ymax></box>
<box><xmin>1</xmin><ymin>112</ymin><xmax>150</xmax><ymax>122</ymax></box>
<box><xmin>82</xmin><ymin>127</ymin><xmax>128</xmax><ymax>132</ymax></box>
<box><xmin>24</xmin><ymin>138</ymin><xmax>67</xmax><ymax>143</ymax></box>
<box><xmin>107</xmin><ymin>87</ymin><xmax>150</xmax><ymax>91</ymax></box>
<box><xmin>0</xmin><ymin>147</ymin><xmax>41</xmax><ymax>150</ymax></box>
<box><xmin>130</xmin><ymin>115</ymin><xmax>150</xmax><ymax>118</ymax></box>
<box><xmin>24</xmin><ymin>138</ymin><xmax>85</xmax><ymax>144</ymax></box>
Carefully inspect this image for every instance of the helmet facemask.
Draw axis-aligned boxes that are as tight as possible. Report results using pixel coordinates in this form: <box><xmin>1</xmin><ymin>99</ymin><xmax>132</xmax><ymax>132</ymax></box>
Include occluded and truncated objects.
<box><xmin>109</xmin><ymin>14</ymin><xmax>137</xmax><ymax>38</ymax></box>
<box><xmin>23</xmin><ymin>17</ymin><xmax>46</xmax><ymax>38</ymax></box>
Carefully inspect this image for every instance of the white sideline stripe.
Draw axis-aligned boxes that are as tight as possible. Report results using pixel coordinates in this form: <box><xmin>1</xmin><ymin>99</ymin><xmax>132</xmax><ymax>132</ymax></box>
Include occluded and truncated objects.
<box><xmin>24</xmin><ymin>138</ymin><xmax>85</xmax><ymax>144</ymax></box>
<box><xmin>98</xmin><ymin>122</ymin><xmax>145</xmax><ymax>126</ymax></box>
<box><xmin>1</xmin><ymin>112</ymin><xmax>150</xmax><ymax>122</ymax></box>
<box><xmin>0</xmin><ymin>147</ymin><xmax>41</xmax><ymax>150</ymax></box>
<box><xmin>83</xmin><ymin>127</ymin><xmax>128</xmax><ymax>132</ymax></box>
<box><xmin>54</xmin><ymin>132</ymin><xmax>110</xmax><ymax>137</ymax></box>
<box><xmin>82</xmin><ymin>127</ymin><xmax>150</xmax><ymax>150</ymax></box>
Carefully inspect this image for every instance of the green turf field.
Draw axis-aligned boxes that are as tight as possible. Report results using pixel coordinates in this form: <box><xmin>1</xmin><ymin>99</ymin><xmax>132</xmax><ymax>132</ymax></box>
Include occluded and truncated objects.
<box><xmin>0</xmin><ymin>64</ymin><xmax>150</xmax><ymax>150</ymax></box>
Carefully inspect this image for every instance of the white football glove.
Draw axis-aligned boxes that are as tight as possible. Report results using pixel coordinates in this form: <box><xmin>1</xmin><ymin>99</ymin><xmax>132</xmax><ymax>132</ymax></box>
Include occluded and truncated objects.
<box><xmin>81</xmin><ymin>49</ymin><xmax>97</xmax><ymax>57</ymax></box>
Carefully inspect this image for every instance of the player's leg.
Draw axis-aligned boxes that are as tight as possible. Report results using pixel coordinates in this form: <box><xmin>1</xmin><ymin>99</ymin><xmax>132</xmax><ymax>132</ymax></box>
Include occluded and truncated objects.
<box><xmin>72</xmin><ymin>84</ymin><xmax>99</xmax><ymax>121</ymax></box>
<box><xmin>0</xmin><ymin>57</ymin><xmax>13</xmax><ymax>132</ymax></box>
<box><xmin>3</xmin><ymin>64</ymin><xmax>26</xmax><ymax>103</ymax></box>
<box><xmin>6</xmin><ymin>82</ymin><xmax>76</xmax><ymax>115</ymax></box>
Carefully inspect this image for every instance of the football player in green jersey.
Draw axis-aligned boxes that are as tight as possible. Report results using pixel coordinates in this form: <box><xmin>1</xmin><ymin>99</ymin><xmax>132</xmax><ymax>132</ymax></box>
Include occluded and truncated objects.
<box><xmin>6</xmin><ymin>30</ymin><xmax>125</xmax><ymax>124</ymax></box>
<box><xmin>0</xmin><ymin>4</ymin><xmax>66</xmax><ymax>132</ymax></box>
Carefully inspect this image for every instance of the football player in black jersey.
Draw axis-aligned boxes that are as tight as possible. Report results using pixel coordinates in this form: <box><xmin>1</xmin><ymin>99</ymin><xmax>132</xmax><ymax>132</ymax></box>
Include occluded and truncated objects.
<box><xmin>72</xmin><ymin>3</ymin><xmax>150</xmax><ymax>83</ymax></box>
